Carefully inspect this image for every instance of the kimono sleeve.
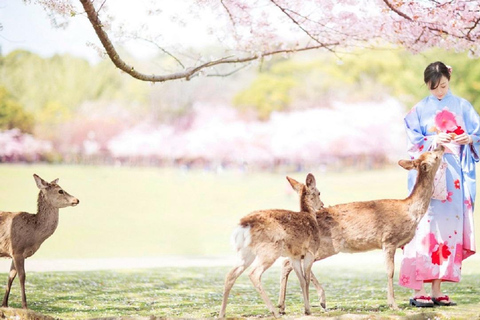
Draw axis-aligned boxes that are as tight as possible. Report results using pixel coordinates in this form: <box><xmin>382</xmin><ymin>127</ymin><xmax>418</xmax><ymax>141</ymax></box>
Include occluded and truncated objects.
<box><xmin>463</xmin><ymin>100</ymin><xmax>480</xmax><ymax>162</ymax></box>
<box><xmin>461</xmin><ymin>100</ymin><xmax>480</xmax><ymax>204</ymax></box>
<box><xmin>404</xmin><ymin>105</ymin><xmax>435</xmax><ymax>159</ymax></box>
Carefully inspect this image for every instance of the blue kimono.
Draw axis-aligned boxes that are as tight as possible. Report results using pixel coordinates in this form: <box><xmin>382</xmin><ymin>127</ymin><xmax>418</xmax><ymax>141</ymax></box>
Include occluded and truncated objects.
<box><xmin>399</xmin><ymin>90</ymin><xmax>480</xmax><ymax>290</ymax></box>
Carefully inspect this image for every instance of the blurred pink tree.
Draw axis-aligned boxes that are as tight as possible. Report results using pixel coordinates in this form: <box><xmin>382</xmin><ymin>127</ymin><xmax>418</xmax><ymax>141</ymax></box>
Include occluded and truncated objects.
<box><xmin>0</xmin><ymin>129</ymin><xmax>52</xmax><ymax>162</ymax></box>
<box><xmin>107</xmin><ymin>99</ymin><xmax>405</xmax><ymax>167</ymax></box>
<box><xmin>34</xmin><ymin>0</ymin><xmax>480</xmax><ymax>82</ymax></box>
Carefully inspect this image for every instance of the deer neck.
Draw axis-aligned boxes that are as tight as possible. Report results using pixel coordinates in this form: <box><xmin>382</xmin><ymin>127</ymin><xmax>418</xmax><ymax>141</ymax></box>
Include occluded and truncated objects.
<box><xmin>407</xmin><ymin>168</ymin><xmax>435</xmax><ymax>220</ymax></box>
<box><xmin>35</xmin><ymin>191</ymin><xmax>60</xmax><ymax>240</ymax></box>
<box><xmin>299</xmin><ymin>193</ymin><xmax>313</xmax><ymax>213</ymax></box>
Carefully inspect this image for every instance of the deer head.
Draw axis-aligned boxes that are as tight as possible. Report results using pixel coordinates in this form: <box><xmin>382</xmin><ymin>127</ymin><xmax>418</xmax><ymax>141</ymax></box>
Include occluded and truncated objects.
<box><xmin>398</xmin><ymin>145</ymin><xmax>445</xmax><ymax>175</ymax></box>
<box><xmin>286</xmin><ymin>173</ymin><xmax>324</xmax><ymax>212</ymax></box>
<box><xmin>34</xmin><ymin>174</ymin><xmax>80</xmax><ymax>208</ymax></box>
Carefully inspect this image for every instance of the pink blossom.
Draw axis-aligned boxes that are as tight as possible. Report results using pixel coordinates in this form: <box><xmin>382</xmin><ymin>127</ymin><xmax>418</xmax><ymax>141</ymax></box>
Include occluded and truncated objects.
<box><xmin>441</xmin><ymin>191</ymin><xmax>453</xmax><ymax>203</ymax></box>
<box><xmin>435</xmin><ymin>108</ymin><xmax>458</xmax><ymax>132</ymax></box>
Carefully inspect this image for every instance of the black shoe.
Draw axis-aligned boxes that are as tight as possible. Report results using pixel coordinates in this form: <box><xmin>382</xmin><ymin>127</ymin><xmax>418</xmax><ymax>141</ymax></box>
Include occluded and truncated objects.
<box><xmin>409</xmin><ymin>296</ymin><xmax>434</xmax><ymax>307</ymax></box>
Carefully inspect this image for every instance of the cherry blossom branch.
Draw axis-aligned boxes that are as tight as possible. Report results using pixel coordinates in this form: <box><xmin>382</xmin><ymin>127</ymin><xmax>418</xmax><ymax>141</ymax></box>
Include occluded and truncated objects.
<box><xmin>269</xmin><ymin>0</ymin><xmax>333</xmax><ymax>50</ymax></box>
<box><xmin>135</xmin><ymin>37</ymin><xmax>186</xmax><ymax>69</ymax></box>
<box><xmin>466</xmin><ymin>17</ymin><xmax>480</xmax><ymax>40</ymax></box>
<box><xmin>220</xmin><ymin>0</ymin><xmax>236</xmax><ymax>27</ymax></box>
<box><xmin>382</xmin><ymin>0</ymin><xmax>413</xmax><ymax>21</ymax></box>
<box><xmin>79</xmin><ymin>0</ymin><xmax>338</xmax><ymax>82</ymax></box>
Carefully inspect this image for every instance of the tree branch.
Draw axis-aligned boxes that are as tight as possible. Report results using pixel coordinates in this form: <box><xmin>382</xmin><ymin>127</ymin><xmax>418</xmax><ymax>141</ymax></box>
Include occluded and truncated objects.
<box><xmin>79</xmin><ymin>0</ymin><xmax>338</xmax><ymax>82</ymax></box>
<box><xmin>466</xmin><ymin>17</ymin><xmax>480</xmax><ymax>40</ymax></box>
<box><xmin>220</xmin><ymin>0</ymin><xmax>236</xmax><ymax>27</ymax></box>
<box><xmin>269</xmin><ymin>0</ymin><xmax>334</xmax><ymax>52</ymax></box>
<box><xmin>382</xmin><ymin>0</ymin><xmax>413</xmax><ymax>21</ymax></box>
<box><xmin>136</xmin><ymin>36</ymin><xmax>186</xmax><ymax>69</ymax></box>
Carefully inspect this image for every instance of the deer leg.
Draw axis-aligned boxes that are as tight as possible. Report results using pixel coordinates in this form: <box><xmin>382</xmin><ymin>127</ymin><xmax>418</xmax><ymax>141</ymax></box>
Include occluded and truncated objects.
<box><xmin>277</xmin><ymin>259</ymin><xmax>293</xmax><ymax>314</ymax></box>
<box><xmin>310</xmin><ymin>268</ymin><xmax>326</xmax><ymax>309</ymax></box>
<box><xmin>383</xmin><ymin>246</ymin><xmax>398</xmax><ymax>310</ymax></box>
<box><xmin>2</xmin><ymin>261</ymin><xmax>17</xmax><ymax>308</ymax></box>
<box><xmin>291</xmin><ymin>258</ymin><xmax>312</xmax><ymax>315</ymax></box>
<box><xmin>12</xmin><ymin>255</ymin><xmax>27</xmax><ymax>309</ymax></box>
<box><xmin>302</xmin><ymin>253</ymin><xmax>316</xmax><ymax>315</ymax></box>
<box><xmin>248</xmin><ymin>255</ymin><xmax>279</xmax><ymax>318</ymax></box>
<box><xmin>219</xmin><ymin>252</ymin><xmax>255</xmax><ymax>318</ymax></box>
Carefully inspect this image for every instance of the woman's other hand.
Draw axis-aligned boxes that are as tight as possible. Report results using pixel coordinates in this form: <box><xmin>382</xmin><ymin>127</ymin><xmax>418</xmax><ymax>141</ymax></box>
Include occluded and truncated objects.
<box><xmin>454</xmin><ymin>133</ymin><xmax>472</xmax><ymax>145</ymax></box>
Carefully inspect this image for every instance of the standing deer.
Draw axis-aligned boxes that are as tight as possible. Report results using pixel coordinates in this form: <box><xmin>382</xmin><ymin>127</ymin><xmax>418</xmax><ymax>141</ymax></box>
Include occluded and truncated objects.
<box><xmin>278</xmin><ymin>146</ymin><xmax>445</xmax><ymax>312</ymax></box>
<box><xmin>219</xmin><ymin>173</ymin><xmax>324</xmax><ymax>318</ymax></box>
<box><xmin>0</xmin><ymin>174</ymin><xmax>79</xmax><ymax>309</ymax></box>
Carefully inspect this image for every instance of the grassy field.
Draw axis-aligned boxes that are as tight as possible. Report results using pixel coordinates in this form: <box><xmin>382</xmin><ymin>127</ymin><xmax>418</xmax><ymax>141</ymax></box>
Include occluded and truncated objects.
<box><xmin>1</xmin><ymin>256</ymin><xmax>479</xmax><ymax>319</ymax></box>
<box><xmin>0</xmin><ymin>163</ymin><xmax>479</xmax><ymax>319</ymax></box>
<box><xmin>0</xmin><ymin>163</ymin><xmax>428</xmax><ymax>259</ymax></box>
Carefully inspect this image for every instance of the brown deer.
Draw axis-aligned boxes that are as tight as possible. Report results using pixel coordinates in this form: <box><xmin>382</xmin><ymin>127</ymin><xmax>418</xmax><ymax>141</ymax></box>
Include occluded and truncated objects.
<box><xmin>219</xmin><ymin>173</ymin><xmax>324</xmax><ymax>318</ymax></box>
<box><xmin>277</xmin><ymin>145</ymin><xmax>445</xmax><ymax>312</ymax></box>
<box><xmin>0</xmin><ymin>174</ymin><xmax>79</xmax><ymax>309</ymax></box>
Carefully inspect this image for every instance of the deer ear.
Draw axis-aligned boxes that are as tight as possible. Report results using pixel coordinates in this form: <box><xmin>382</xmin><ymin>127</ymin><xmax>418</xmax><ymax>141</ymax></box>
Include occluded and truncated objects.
<box><xmin>33</xmin><ymin>174</ymin><xmax>49</xmax><ymax>189</ymax></box>
<box><xmin>306</xmin><ymin>173</ymin><xmax>316</xmax><ymax>188</ymax></box>
<box><xmin>286</xmin><ymin>176</ymin><xmax>302</xmax><ymax>193</ymax></box>
<box><xmin>51</xmin><ymin>178</ymin><xmax>59</xmax><ymax>184</ymax></box>
<box><xmin>398</xmin><ymin>159</ymin><xmax>414</xmax><ymax>170</ymax></box>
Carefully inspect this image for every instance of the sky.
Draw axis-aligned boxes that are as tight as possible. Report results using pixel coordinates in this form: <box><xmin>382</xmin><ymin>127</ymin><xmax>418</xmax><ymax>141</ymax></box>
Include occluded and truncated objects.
<box><xmin>0</xmin><ymin>0</ymin><xmax>103</xmax><ymax>62</ymax></box>
<box><xmin>0</xmin><ymin>0</ymin><xmax>216</xmax><ymax>64</ymax></box>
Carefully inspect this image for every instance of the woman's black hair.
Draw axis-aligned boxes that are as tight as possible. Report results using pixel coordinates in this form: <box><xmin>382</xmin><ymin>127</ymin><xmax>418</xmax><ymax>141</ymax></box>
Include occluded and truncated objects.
<box><xmin>424</xmin><ymin>61</ymin><xmax>451</xmax><ymax>90</ymax></box>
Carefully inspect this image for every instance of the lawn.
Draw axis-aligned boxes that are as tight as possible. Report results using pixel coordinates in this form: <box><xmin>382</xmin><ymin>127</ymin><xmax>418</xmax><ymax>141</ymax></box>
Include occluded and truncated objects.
<box><xmin>0</xmin><ymin>163</ymin><xmax>422</xmax><ymax>259</ymax></box>
<box><xmin>2</xmin><ymin>255</ymin><xmax>480</xmax><ymax>319</ymax></box>
<box><xmin>0</xmin><ymin>163</ymin><xmax>479</xmax><ymax>319</ymax></box>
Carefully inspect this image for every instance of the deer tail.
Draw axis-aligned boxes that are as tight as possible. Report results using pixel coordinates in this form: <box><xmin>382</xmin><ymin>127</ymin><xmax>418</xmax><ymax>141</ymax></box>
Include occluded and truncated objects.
<box><xmin>231</xmin><ymin>225</ymin><xmax>252</xmax><ymax>253</ymax></box>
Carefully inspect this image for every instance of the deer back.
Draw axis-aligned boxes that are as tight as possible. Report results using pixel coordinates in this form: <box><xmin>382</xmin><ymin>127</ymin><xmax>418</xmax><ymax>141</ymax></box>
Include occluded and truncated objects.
<box><xmin>316</xmin><ymin>199</ymin><xmax>415</xmax><ymax>254</ymax></box>
<box><xmin>240</xmin><ymin>209</ymin><xmax>320</xmax><ymax>258</ymax></box>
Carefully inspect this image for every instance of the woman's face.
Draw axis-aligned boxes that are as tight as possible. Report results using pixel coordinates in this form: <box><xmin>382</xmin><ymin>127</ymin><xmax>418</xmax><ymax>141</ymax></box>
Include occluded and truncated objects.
<box><xmin>429</xmin><ymin>75</ymin><xmax>449</xmax><ymax>100</ymax></box>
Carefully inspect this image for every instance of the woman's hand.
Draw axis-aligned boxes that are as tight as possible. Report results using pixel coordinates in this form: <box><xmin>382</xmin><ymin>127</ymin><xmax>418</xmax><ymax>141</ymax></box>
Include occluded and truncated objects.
<box><xmin>435</xmin><ymin>132</ymin><xmax>452</xmax><ymax>144</ymax></box>
<box><xmin>454</xmin><ymin>132</ymin><xmax>472</xmax><ymax>145</ymax></box>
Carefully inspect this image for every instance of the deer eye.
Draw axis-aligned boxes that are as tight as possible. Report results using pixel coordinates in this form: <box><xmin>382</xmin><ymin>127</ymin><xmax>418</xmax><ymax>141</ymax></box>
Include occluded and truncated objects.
<box><xmin>58</xmin><ymin>190</ymin><xmax>64</xmax><ymax>194</ymax></box>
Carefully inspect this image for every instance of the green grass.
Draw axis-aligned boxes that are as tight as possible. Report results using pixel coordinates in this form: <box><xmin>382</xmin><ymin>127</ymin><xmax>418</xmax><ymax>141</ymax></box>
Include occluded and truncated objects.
<box><xmin>0</xmin><ymin>163</ymin><xmax>440</xmax><ymax>259</ymax></box>
<box><xmin>2</xmin><ymin>256</ymin><xmax>480</xmax><ymax>319</ymax></box>
<box><xmin>0</xmin><ymin>163</ymin><xmax>479</xmax><ymax>319</ymax></box>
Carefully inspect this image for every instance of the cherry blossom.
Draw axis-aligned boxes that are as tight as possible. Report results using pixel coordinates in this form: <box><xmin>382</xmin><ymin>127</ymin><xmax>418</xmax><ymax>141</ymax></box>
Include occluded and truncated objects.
<box><xmin>30</xmin><ymin>0</ymin><xmax>480</xmax><ymax>82</ymax></box>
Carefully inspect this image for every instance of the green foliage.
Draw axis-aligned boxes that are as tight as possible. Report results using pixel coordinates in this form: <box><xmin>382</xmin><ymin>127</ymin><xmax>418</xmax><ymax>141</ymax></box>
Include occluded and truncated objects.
<box><xmin>233</xmin><ymin>71</ymin><xmax>297</xmax><ymax>120</ymax></box>
<box><xmin>0</xmin><ymin>50</ymin><xmax>149</xmax><ymax>129</ymax></box>
<box><xmin>0</xmin><ymin>86</ymin><xmax>34</xmax><ymax>133</ymax></box>
<box><xmin>235</xmin><ymin>48</ymin><xmax>480</xmax><ymax>118</ymax></box>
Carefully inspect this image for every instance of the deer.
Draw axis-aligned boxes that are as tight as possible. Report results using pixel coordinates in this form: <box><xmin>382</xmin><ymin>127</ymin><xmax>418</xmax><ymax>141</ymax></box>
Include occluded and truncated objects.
<box><xmin>219</xmin><ymin>173</ymin><xmax>324</xmax><ymax>318</ymax></box>
<box><xmin>277</xmin><ymin>145</ymin><xmax>445</xmax><ymax>313</ymax></box>
<box><xmin>0</xmin><ymin>174</ymin><xmax>79</xmax><ymax>309</ymax></box>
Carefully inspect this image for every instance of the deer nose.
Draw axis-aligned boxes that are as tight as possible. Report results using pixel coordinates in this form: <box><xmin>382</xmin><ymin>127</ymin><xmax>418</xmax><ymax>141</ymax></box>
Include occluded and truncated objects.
<box><xmin>72</xmin><ymin>198</ymin><xmax>80</xmax><ymax>206</ymax></box>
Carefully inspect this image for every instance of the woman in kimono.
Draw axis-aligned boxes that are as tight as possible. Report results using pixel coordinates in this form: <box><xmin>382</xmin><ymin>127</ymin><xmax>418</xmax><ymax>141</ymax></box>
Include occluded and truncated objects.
<box><xmin>399</xmin><ymin>61</ymin><xmax>480</xmax><ymax>307</ymax></box>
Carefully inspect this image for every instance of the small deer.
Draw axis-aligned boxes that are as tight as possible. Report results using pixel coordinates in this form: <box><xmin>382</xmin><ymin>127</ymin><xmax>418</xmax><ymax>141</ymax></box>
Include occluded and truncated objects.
<box><xmin>0</xmin><ymin>174</ymin><xmax>79</xmax><ymax>309</ymax></box>
<box><xmin>219</xmin><ymin>173</ymin><xmax>324</xmax><ymax>318</ymax></box>
<box><xmin>278</xmin><ymin>146</ymin><xmax>445</xmax><ymax>312</ymax></box>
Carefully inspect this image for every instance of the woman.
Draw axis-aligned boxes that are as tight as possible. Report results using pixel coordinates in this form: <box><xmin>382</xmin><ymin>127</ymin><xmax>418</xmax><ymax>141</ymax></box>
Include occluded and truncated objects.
<box><xmin>399</xmin><ymin>61</ymin><xmax>480</xmax><ymax>307</ymax></box>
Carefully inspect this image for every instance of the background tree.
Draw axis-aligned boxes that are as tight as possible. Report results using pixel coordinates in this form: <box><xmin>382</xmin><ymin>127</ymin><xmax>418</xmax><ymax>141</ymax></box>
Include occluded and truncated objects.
<box><xmin>32</xmin><ymin>0</ymin><xmax>480</xmax><ymax>83</ymax></box>
<box><xmin>0</xmin><ymin>86</ymin><xmax>34</xmax><ymax>133</ymax></box>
